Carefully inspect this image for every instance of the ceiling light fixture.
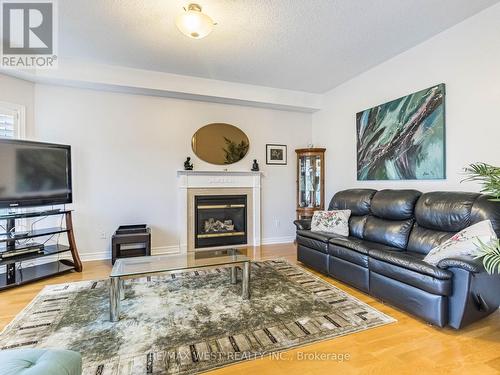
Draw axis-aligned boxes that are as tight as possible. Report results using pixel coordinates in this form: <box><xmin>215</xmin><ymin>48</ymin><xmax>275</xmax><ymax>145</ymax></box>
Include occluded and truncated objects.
<box><xmin>176</xmin><ymin>3</ymin><xmax>216</xmax><ymax>39</ymax></box>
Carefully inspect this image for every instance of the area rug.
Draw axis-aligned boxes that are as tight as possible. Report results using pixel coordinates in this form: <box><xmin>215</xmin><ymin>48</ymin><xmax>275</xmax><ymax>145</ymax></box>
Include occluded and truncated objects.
<box><xmin>0</xmin><ymin>259</ymin><xmax>395</xmax><ymax>374</ymax></box>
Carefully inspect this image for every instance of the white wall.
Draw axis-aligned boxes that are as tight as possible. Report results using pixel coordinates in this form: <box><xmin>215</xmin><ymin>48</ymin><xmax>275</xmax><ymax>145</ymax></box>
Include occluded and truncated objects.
<box><xmin>312</xmin><ymin>3</ymin><xmax>500</xmax><ymax>198</ymax></box>
<box><xmin>0</xmin><ymin>74</ymin><xmax>35</xmax><ymax>134</ymax></box>
<box><xmin>34</xmin><ymin>84</ymin><xmax>311</xmax><ymax>258</ymax></box>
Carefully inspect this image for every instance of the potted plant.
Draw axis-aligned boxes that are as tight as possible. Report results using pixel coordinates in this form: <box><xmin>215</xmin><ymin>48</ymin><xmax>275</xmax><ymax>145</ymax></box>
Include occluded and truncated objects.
<box><xmin>463</xmin><ymin>163</ymin><xmax>500</xmax><ymax>274</ymax></box>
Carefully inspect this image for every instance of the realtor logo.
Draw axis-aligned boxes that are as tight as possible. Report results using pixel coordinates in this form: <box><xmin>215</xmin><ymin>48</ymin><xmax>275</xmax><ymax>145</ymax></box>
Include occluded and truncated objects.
<box><xmin>1</xmin><ymin>0</ymin><xmax>57</xmax><ymax>68</ymax></box>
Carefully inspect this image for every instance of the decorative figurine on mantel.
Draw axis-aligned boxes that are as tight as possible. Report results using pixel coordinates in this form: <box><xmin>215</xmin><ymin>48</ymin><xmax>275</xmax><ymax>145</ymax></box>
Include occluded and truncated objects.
<box><xmin>184</xmin><ymin>157</ymin><xmax>193</xmax><ymax>170</ymax></box>
<box><xmin>251</xmin><ymin>159</ymin><xmax>260</xmax><ymax>171</ymax></box>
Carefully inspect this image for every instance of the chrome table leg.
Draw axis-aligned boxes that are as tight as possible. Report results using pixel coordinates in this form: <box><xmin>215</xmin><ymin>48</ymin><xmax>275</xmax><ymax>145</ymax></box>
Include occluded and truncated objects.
<box><xmin>110</xmin><ymin>277</ymin><xmax>120</xmax><ymax>322</ymax></box>
<box><xmin>120</xmin><ymin>279</ymin><xmax>125</xmax><ymax>301</ymax></box>
<box><xmin>230</xmin><ymin>266</ymin><xmax>237</xmax><ymax>284</ymax></box>
<box><xmin>242</xmin><ymin>261</ymin><xmax>250</xmax><ymax>299</ymax></box>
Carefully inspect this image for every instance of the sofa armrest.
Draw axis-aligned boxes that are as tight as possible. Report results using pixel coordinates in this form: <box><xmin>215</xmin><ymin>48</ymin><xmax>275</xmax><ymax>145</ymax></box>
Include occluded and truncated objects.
<box><xmin>293</xmin><ymin>219</ymin><xmax>311</xmax><ymax>230</ymax></box>
<box><xmin>439</xmin><ymin>255</ymin><xmax>500</xmax><ymax>329</ymax></box>
<box><xmin>437</xmin><ymin>255</ymin><xmax>485</xmax><ymax>273</ymax></box>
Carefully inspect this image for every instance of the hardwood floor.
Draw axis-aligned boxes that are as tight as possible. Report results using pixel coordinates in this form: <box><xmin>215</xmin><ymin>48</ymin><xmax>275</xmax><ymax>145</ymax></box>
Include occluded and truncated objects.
<box><xmin>1</xmin><ymin>243</ymin><xmax>499</xmax><ymax>374</ymax></box>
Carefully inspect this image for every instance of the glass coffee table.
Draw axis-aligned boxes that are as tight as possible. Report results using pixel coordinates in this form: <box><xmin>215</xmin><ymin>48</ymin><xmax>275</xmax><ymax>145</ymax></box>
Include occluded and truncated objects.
<box><xmin>109</xmin><ymin>248</ymin><xmax>251</xmax><ymax>322</ymax></box>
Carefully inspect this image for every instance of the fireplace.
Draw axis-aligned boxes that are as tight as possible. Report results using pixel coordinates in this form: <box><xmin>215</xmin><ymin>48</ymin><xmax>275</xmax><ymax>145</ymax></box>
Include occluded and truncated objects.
<box><xmin>195</xmin><ymin>195</ymin><xmax>247</xmax><ymax>248</ymax></box>
<box><xmin>178</xmin><ymin>171</ymin><xmax>261</xmax><ymax>252</ymax></box>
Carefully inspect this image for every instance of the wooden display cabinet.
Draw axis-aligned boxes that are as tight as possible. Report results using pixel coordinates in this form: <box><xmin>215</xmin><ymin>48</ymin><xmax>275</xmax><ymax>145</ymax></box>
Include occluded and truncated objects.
<box><xmin>295</xmin><ymin>148</ymin><xmax>326</xmax><ymax>219</ymax></box>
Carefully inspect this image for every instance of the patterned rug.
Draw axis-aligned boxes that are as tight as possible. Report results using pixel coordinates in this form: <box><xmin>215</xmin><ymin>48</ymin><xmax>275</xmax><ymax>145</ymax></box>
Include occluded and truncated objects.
<box><xmin>0</xmin><ymin>260</ymin><xmax>395</xmax><ymax>374</ymax></box>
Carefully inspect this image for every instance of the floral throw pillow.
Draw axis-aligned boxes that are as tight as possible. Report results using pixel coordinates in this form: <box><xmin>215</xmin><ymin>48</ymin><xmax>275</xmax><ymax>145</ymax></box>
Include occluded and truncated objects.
<box><xmin>310</xmin><ymin>210</ymin><xmax>351</xmax><ymax>236</ymax></box>
<box><xmin>423</xmin><ymin>220</ymin><xmax>498</xmax><ymax>266</ymax></box>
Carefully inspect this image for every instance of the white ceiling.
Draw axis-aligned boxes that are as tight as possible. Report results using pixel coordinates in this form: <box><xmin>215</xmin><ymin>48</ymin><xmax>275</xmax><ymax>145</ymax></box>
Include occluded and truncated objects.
<box><xmin>58</xmin><ymin>0</ymin><xmax>499</xmax><ymax>93</ymax></box>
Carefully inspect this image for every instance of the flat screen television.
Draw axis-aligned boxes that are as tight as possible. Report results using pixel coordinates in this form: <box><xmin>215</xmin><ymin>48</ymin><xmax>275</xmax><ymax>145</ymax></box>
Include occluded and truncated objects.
<box><xmin>0</xmin><ymin>139</ymin><xmax>72</xmax><ymax>208</ymax></box>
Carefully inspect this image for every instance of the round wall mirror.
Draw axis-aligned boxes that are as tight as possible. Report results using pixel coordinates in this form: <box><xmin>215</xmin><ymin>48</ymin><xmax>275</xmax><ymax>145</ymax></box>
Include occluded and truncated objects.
<box><xmin>191</xmin><ymin>123</ymin><xmax>250</xmax><ymax>165</ymax></box>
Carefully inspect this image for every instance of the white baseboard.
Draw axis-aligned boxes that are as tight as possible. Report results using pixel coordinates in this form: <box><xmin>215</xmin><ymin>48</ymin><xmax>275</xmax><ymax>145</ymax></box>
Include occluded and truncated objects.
<box><xmin>79</xmin><ymin>251</ymin><xmax>110</xmax><ymax>262</ymax></box>
<box><xmin>151</xmin><ymin>245</ymin><xmax>181</xmax><ymax>255</ymax></box>
<box><xmin>261</xmin><ymin>236</ymin><xmax>295</xmax><ymax>245</ymax></box>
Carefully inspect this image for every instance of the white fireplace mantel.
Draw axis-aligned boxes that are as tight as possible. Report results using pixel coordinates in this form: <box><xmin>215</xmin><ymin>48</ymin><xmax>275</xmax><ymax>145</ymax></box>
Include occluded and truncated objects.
<box><xmin>177</xmin><ymin>170</ymin><xmax>262</xmax><ymax>252</ymax></box>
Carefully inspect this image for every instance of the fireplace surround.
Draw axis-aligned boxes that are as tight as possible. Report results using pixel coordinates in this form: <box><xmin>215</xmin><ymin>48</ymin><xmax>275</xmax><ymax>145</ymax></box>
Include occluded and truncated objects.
<box><xmin>177</xmin><ymin>171</ymin><xmax>261</xmax><ymax>252</ymax></box>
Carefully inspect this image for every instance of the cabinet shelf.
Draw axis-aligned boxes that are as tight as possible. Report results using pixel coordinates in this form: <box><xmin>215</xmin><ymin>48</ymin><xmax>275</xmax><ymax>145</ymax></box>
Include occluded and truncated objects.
<box><xmin>0</xmin><ymin>260</ymin><xmax>75</xmax><ymax>291</ymax></box>
<box><xmin>0</xmin><ymin>244</ymin><xmax>71</xmax><ymax>266</ymax></box>
<box><xmin>0</xmin><ymin>227</ymin><xmax>69</xmax><ymax>243</ymax></box>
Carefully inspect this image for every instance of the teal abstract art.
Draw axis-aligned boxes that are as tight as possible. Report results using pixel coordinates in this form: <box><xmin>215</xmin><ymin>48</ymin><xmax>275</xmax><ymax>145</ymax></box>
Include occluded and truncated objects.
<box><xmin>356</xmin><ymin>84</ymin><xmax>446</xmax><ymax>180</ymax></box>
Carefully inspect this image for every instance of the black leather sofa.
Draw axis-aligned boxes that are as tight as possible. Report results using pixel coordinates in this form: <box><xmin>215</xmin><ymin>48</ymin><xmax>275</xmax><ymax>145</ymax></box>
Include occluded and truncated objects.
<box><xmin>294</xmin><ymin>189</ymin><xmax>500</xmax><ymax>329</ymax></box>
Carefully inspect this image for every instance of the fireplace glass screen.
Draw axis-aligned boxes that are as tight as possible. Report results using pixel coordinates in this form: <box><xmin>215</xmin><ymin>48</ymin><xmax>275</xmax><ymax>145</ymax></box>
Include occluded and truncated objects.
<box><xmin>195</xmin><ymin>195</ymin><xmax>247</xmax><ymax>248</ymax></box>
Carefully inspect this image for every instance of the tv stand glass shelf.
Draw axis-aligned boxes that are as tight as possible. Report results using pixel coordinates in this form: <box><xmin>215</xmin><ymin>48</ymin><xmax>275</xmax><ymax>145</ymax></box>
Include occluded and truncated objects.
<box><xmin>0</xmin><ymin>208</ymin><xmax>70</xmax><ymax>220</ymax></box>
<box><xmin>0</xmin><ymin>227</ymin><xmax>69</xmax><ymax>243</ymax></box>
<box><xmin>0</xmin><ymin>209</ymin><xmax>82</xmax><ymax>291</ymax></box>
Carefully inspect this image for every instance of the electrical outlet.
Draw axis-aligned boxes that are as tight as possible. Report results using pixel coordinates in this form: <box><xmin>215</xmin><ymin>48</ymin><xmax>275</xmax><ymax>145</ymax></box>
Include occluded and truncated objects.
<box><xmin>274</xmin><ymin>218</ymin><xmax>280</xmax><ymax>228</ymax></box>
<box><xmin>99</xmin><ymin>232</ymin><xmax>107</xmax><ymax>240</ymax></box>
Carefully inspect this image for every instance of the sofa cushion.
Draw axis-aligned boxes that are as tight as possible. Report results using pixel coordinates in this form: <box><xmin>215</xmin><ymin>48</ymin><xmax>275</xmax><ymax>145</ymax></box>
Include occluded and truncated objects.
<box><xmin>370</xmin><ymin>249</ymin><xmax>452</xmax><ymax>280</ymax></box>
<box><xmin>348</xmin><ymin>215</ymin><xmax>367</xmax><ymax>239</ymax></box>
<box><xmin>328</xmin><ymin>189</ymin><xmax>376</xmax><ymax>215</ymax></box>
<box><xmin>470</xmin><ymin>194</ymin><xmax>500</xmax><ymax>237</ymax></box>
<box><xmin>328</xmin><ymin>236</ymin><xmax>401</xmax><ymax>255</ymax></box>
<box><xmin>407</xmin><ymin>223</ymin><xmax>454</xmax><ymax>255</ymax></box>
<box><xmin>369</xmin><ymin>250</ymin><xmax>452</xmax><ymax>296</ymax></box>
<box><xmin>311</xmin><ymin>210</ymin><xmax>351</xmax><ymax>235</ymax></box>
<box><xmin>363</xmin><ymin>216</ymin><xmax>414</xmax><ymax>249</ymax></box>
<box><xmin>328</xmin><ymin>236</ymin><xmax>402</xmax><ymax>268</ymax></box>
<box><xmin>369</xmin><ymin>258</ymin><xmax>452</xmax><ymax>296</ymax></box>
<box><xmin>370</xmin><ymin>189</ymin><xmax>421</xmax><ymax>220</ymax></box>
<box><xmin>296</xmin><ymin>230</ymin><xmax>338</xmax><ymax>253</ymax></box>
<box><xmin>415</xmin><ymin>191</ymin><xmax>480</xmax><ymax>232</ymax></box>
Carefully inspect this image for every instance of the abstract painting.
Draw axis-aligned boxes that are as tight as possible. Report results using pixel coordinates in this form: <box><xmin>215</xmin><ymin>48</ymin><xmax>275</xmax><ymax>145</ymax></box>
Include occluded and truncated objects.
<box><xmin>356</xmin><ymin>84</ymin><xmax>445</xmax><ymax>180</ymax></box>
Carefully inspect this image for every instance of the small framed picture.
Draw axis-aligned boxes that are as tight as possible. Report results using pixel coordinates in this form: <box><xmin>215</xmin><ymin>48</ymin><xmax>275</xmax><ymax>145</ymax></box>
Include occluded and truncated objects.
<box><xmin>266</xmin><ymin>144</ymin><xmax>287</xmax><ymax>165</ymax></box>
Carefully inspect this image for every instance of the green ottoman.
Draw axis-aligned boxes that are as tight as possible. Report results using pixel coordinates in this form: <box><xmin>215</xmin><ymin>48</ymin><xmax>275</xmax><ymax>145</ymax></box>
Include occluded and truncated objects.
<box><xmin>0</xmin><ymin>349</ymin><xmax>82</xmax><ymax>375</ymax></box>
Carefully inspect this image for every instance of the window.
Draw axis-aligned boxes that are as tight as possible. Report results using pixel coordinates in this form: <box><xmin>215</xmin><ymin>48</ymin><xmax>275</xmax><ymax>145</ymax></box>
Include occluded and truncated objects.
<box><xmin>0</xmin><ymin>101</ymin><xmax>25</xmax><ymax>139</ymax></box>
<box><xmin>0</xmin><ymin>109</ymin><xmax>16</xmax><ymax>138</ymax></box>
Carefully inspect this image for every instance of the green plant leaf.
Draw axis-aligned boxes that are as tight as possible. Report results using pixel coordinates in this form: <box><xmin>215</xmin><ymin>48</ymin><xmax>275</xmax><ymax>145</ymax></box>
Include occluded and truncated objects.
<box><xmin>462</xmin><ymin>163</ymin><xmax>500</xmax><ymax>200</ymax></box>
<box><xmin>474</xmin><ymin>238</ymin><xmax>500</xmax><ymax>274</ymax></box>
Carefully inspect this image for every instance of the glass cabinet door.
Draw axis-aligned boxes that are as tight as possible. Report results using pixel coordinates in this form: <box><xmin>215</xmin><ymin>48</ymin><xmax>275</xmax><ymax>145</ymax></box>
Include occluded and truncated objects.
<box><xmin>298</xmin><ymin>155</ymin><xmax>322</xmax><ymax>209</ymax></box>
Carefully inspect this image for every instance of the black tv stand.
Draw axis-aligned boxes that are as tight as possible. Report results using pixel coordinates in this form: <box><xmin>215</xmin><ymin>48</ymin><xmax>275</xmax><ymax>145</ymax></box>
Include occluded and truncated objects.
<box><xmin>0</xmin><ymin>209</ymin><xmax>82</xmax><ymax>291</ymax></box>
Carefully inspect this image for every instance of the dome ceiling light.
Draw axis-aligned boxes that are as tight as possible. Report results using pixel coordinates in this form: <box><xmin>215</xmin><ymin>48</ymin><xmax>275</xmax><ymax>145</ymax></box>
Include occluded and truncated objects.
<box><xmin>176</xmin><ymin>3</ymin><xmax>216</xmax><ymax>39</ymax></box>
